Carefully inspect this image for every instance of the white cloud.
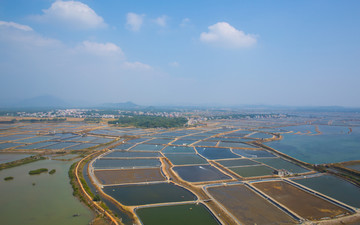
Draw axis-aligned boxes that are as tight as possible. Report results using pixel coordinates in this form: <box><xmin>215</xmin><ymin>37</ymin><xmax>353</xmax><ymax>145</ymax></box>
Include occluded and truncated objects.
<box><xmin>36</xmin><ymin>0</ymin><xmax>106</xmax><ymax>29</ymax></box>
<box><xmin>0</xmin><ymin>21</ymin><xmax>33</xmax><ymax>31</ymax></box>
<box><xmin>169</xmin><ymin>61</ymin><xmax>179</xmax><ymax>67</ymax></box>
<box><xmin>200</xmin><ymin>22</ymin><xmax>257</xmax><ymax>48</ymax></box>
<box><xmin>180</xmin><ymin>18</ymin><xmax>190</xmax><ymax>27</ymax></box>
<box><xmin>155</xmin><ymin>15</ymin><xmax>167</xmax><ymax>27</ymax></box>
<box><xmin>126</xmin><ymin>13</ymin><xmax>144</xmax><ymax>31</ymax></box>
<box><xmin>77</xmin><ymin>41</ymin><xmax>124</xmax><ymax>57</ymax></box>
<box><xmin>123</xmin><ymin>61</ymin><xmax>152</xmax><ymax>70</ymax></box>
<box><xmin>0</xmin><ymin>21</ymin><xmax>61</xmax><ymax>47</ymax></box>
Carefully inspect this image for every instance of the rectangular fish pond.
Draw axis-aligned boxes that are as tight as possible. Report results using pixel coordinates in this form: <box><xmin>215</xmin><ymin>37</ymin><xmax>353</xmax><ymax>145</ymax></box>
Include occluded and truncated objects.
<box><xmin>254</xmin><ymin>158</ymin><xmax>310</xmax><ymax>174</ymax></box>
<box><xmin>136</xmin><ymin>203</ymin><xmax>220</xmax><ymax>225</ymax></box>
<box><xmin>217</xmin><ymin>141</ymin><xmax>254</xmax><ymax>148</ymax></box>
<box><xmin>292</xmin><ymin>174</ymin><xmax>360</xmax><ymax>208</ymax></box>
<box><xmin>103</xmin><ymin>182</ymin><xmax>197</xmax><ymax>206</ymax></box>
<box><xmin>172</xmin><ymin>165</ymin><xmax>232</xmax><ymax>182</ymax></box>
<box><xmin>215</xmin><ymin>158</ymin><xmax>260</xmax><ymax>167</ymax></box>
<box><xmin>94</xmin><ymin>168</ymin><xmax>166</xmax><ymax>185</ymax></box>
<box><xmin>228</xmin><ymin>165</ymin><xmax>275</xmax><ymax>178</ymax></box>
<box><xmin>130</xmin><ymin>144</ymin><xmax>165</xmax><ymax>152</ymax></box>
<box><xmin>207</xmin><ymin>184</ymin><xmax>297</xmax><ymax>225</ymax></box>
<box><xmin>93</xmin><ymin>158</ymin><xmax>161</xmax><ymax>169</ymax></box>
<box><xmin>196</xmin><ymin>147</ymin><xmax>241</xmax><ymax>160</ymax></box>
<box><xmin>161</xmin><ymin>146</ymin><xmax>195</xmax><ymax>154</ymax></box>
<box><xmin>232</xmin><ymin>149</ymin><xmax>276</xmax><ymax>158</ymax></box>
<box><xmin>104</xmin><ymin>151</ymin><xmax>161</xmax><ymax>158</ymax></box>
<box><xmin>253</xmin><ymin>181</ymin><xmax>352</xmax><ymax>220</ymax></box>
<box><xmin>165</xmin><ymin>154</ymin><xmax>208</xmax><ymax>166</ymax></box>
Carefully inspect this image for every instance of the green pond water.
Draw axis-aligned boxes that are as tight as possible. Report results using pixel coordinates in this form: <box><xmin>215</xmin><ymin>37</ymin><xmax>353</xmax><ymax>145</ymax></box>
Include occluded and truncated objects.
<box><xmin>0</xmin><ymin>159</ymin><xmax>93</xmax><ymax>225</ymax></box>
<box><xmin>136</xmin><ymin>203</ymin><xmax>220</xmax><ymax>225</ymax></box>
<box><xmin>293</xmin><ymin>174</ymin><xmax>360</xmax><ymax>208</ymax></box>
<box><xmin>266</xmin><ymin>126</ymin><xmax>360</xmax><ymax>164</ymax></box>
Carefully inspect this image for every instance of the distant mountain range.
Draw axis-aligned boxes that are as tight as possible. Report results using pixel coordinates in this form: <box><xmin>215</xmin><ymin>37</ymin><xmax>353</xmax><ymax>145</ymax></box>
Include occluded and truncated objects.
<box><xmin>0</xmin><ymin>95</ymin><xmax>359</xmax><ymax>112</ymax></box>
<box><xmin>0</xmin><ymin>95</ymin><xmax>141</xmax><ymax>110</ymax></box>
<box><xmin>100</xmin><ymin>101</ymin><xmax>139</xmax><ymax>109</ymax></box>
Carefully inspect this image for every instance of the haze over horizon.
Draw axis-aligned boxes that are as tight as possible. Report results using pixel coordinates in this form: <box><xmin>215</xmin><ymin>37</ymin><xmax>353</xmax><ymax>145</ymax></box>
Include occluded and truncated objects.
<box><xmin>1</xmin><ymin>0</ymin><xmax>360</xmax><ymax>107</ymax></box>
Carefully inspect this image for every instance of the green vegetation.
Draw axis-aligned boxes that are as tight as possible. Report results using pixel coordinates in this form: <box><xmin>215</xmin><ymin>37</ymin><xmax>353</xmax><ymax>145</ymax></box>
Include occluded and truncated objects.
<box><xmin>0</xmin><ymin>156</ymin><xmax>46</xmax><ymax>171</ymax></box>
<box><xmin>29</xmin><ymin>168</ymin><xmax>48</xmax><ymax>175</ymax></box>
<box><xmin>84</xmin><ymin>118</ymin><xmax>102</xmax><ymax>123</ymax></box>
<box><xmin>4</xmin><ymin>176</ymin><xmax>14</xmax><ymax>181</ymax></box>
<box><xmin>108</xmin><ymin>115</ymin><xmax>188</xmax><ymax>128</ymax></box>
<box><xmin>49</xmin><ymin>169</ymin><xmax>56</xmax><ymax>174</ymax></box>
<box><xmin>93</xmin><ymin>194</ymin><xmax>101</xmax><ymax>201</ymax></box>
<box><xmin>69</xmin><ymin>160</ymin><xmax>95</xmax><ymax>202</ymax></box>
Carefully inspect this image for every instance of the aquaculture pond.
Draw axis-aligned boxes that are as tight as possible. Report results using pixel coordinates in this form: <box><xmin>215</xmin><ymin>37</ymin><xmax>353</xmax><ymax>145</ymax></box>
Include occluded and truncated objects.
<box><xmin>112</xmin><ymin>143</ymin><xmax>135</xmax><ymax>150</ymax></box>
<box><xmin>293</xmin><ymin>174</ymin><xmax>360</xmax><ymax>208</ymax></box>
<box><xmin>173</xmin><ymin>165</ymin><xmax>232</xmax><ymax>182</ymax></box>
<box><xmin>195</xmin><ymin>141</ymin><xmax>218</xmax><ymax>147</ymax></box>
<box><xmin>0</xmin><ymin>142</ymin><xmax>23</xmax><ymax>149</ymax></box>
<box><xmin>162</xmin><ymin>146</ymin><xmax>195</xmax><ymax>154</ymax></box>
<box><xmin>207</xmin><ymin>184</ymin><xmax>297</xmax><ymax>225</ymax></box>
<box><xmin>104</xmin><ymin>151</ymin><xmax>161</xmax><ymax>158</ymax></box>
<box><xmin>136</xmin><ymin>203</ymin><xmax>220</xmax><ymax>225</ymax></box>
<box><xmin>0</xmin><ymin>159</ymin><xmax>93</xmax><ymax>225</ymax></box>
<box><xmin>232</xmin><ymin>149</ymin><xmax>276</xmax><ymax>158</ymax></box>
<box><xmin>172</xmin><ymin>139</ymin><xmax>197</xmax><ymax>145</ymax></box>
<box><xmin>217</xmin><ymin>141</ymin><xmax>253</xmax><ymax>148</ymax></box>
<box><xmin>103</xmin><ymin>182</ymin><xmax>196</xmax><ymax>205</ymax></box>
<box><xmin>266</xmin><ymin>126</ymin><xmax>360</xmax><ymax>164</ymax></box>
<box><xmin>165</xmin><ymin>153</ymin><xmax>208</xmax><ymax>165</ymax></box>
<box><xmin>216</xmin><ymin>158</ymin><xmax>260</xmax><ymax>167</ymax></box>
<box><xmin>18</xmin><ymin>141</ymin><xmax>58</xmax><ymax>150</ymax></box>
<box><xmin>93</xmin><ymin>158</ymin><xmax>161</xmax><ymax>169</ymax></box>
<box><xmin>145</xmin><ymin>138</ymin><xmax>174</xmax><ymax>144</ymax></box>
<box><xmin>229</xmin><ymin>165</ymin><xmax>274</xmax><ymax>178</ymax></box>
<box><xmin>196</xmin><ymin>147</ymin><xmax>241</xmax><ymax>160</ymax></box>
<box><xmin>42</xmin><ymin>142</ymin><xmax>78</xmax><ymax>150</ymax></box>
<box><xmin>253</xmin><ymin>181</ymin><xmax>351</xmax><ymax>220</ymax></box>
<box><xmin>0</xmin><ymin>134</ymin><xmax>35</xmax><ymax>141</ymax></box>
<box><xmin>127</xmin><ymin>138</ymin><xmax>150</xmax><ymax>143</ymax></box>
<box><xmin>0</xmin><ymin>153</ymin><xmax>33</xmax><ymax>164</ymax></box>
<box><xmin>254</xmin><ymin>158</ymin><xmax>309</xmax><ymax>174</ymax></box>
<box><xmin>17</xmin><ymin>136</ymin><xmax>55</xmax><ymax>143</ymax></box>
<box><xmin>66</xmin><ymin>143</ymin><xmax>98</xmax><ymax>150</ymax></box>
<box><xmin>130</xmin><ymin>144</ymin><xmax>165</xmax><ymax>152</ymax></box>
<box><xmin>95</xmin><ymin>168</ymin><xmax>165</xmax><ymax>184</ymax></box>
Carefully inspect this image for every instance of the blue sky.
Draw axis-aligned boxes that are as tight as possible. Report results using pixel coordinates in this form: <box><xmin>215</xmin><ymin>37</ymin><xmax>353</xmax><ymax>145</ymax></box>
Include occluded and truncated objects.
<box><xmin>0</xmin><ymin>0</ymin><xmax>359</xmax><ymax>106</ymax></box>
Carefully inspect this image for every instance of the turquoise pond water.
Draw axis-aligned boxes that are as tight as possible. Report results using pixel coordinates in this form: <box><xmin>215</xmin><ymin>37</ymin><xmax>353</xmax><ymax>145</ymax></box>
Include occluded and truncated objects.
<box><xmin>266</xmin><ymin>126</ymin><xmax>360</xmax><ymax>164</ymax></box>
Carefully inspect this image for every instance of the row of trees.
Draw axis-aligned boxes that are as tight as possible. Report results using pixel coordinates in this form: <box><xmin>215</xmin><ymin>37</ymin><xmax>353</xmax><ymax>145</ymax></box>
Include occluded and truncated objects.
<box><xmin>108</xmin><ymin>115</ymin><xmax>188</xmax><ymax>128</ymax></box>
